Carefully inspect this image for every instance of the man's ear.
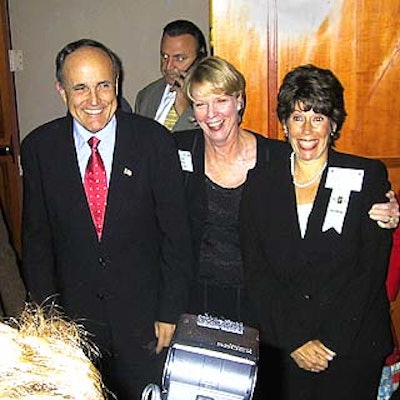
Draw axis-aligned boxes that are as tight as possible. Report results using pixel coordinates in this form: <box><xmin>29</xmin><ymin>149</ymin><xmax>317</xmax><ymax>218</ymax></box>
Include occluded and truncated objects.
<box><xmin>115</xmin><ymin>76</ymin><xmax>119</xmax><ymax>97</ymax></box>
<box><xmin>198</xmin><ymin>47</ymin><xmax>206</xmax><ymax>59</ymax></box>
<box><xmin>55</xmin><ymin>81</ymin><xmax>68</xmax><ymax>104</ymax></box>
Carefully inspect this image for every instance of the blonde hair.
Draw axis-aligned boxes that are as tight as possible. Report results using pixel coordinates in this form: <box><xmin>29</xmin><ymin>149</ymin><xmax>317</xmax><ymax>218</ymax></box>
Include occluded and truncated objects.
<box><xmin>0</xmin><ymin>302</ymin><xmax>109</xmax><ymax>399</ymax></box>
<box><xmin>184</xmin><ymin>56</ymin><xmax>245</xmax><ymax>101</ymax></box>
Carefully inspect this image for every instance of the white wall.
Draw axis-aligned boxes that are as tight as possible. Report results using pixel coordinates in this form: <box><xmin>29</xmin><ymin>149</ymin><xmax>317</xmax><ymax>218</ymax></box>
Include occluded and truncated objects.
<box><xmin>8</xmin><ymin>0</ymin><xmax>209</xmax><ymax>140</ymax></box>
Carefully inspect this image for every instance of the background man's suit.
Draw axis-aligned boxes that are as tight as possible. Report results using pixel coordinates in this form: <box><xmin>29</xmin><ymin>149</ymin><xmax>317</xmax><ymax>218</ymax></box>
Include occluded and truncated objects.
<box><xmin>21</xmin><ymin>110</ymin><xmax>193</xmax><ymax>399</ymax></box>
<box><xmin>135</xmin><ymin>78</ymin><xmax>197</xmax><ymax>132</ymax></box>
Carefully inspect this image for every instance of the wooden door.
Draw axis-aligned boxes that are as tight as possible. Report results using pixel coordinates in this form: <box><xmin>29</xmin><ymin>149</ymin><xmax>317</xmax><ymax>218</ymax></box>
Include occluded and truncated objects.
<box><xmin>210</xmin><ymin>1</ymin><xmax>272</xmax><ymax>136</ymax></box>
<box><xmin>211</xmin><ymin>0</ymin><xmax>400</xmax><ymax>190</ymax></box>
<box><xmin>0</xmin><ymin>0</ymin><xmax>23</xmax><ymax>257</ymax></box>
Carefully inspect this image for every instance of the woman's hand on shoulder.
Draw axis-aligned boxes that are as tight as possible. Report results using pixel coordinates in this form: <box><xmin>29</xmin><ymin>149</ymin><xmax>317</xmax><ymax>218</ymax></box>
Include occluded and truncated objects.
<box><xmin>369</xmin><ymin>190</ymin><xmax>399</xmax><ymax>229</ymax></box>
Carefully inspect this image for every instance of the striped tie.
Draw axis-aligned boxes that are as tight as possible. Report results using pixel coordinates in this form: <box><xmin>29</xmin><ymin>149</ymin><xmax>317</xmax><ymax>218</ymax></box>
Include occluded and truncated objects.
<box><xmin>164</xmin><ymin>105</ymin><xmax>179</xmax><ymax>131</ymax></box>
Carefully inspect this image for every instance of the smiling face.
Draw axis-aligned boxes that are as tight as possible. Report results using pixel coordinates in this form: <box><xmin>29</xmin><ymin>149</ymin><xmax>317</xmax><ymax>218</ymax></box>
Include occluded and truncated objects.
<box><xmin>57</xmin><ymin>46</ymin><xmax>118</xmax><ymax>133</ymax></box>
<box><xmin>191</xmin><ymin>82</ymin><xmax>243</xmax><ymax>144</ymax></box>
<box><xmin>286</xmin><ymin>102</ymin><xmax>334</xmax><ymax>162</ymax></box>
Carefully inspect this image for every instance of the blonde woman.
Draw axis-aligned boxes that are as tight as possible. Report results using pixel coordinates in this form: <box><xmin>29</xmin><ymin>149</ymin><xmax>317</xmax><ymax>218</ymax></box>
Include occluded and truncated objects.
<box><xmin>174</xmin><ymin>57</ymin><xmax>398</xmax><ymax>325</ymax></box>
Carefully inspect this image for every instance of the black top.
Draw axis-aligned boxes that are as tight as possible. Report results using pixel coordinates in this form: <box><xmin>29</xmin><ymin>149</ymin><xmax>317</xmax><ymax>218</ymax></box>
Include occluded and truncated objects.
<box><xmin>197</xmin><ymin>176</ymin><xmax>244</xmax><ymax>287</ymax></box>
<box><xmin>173</xmin><ymin>128</ymin><xmax>290</xmax><ymax>321</ymax></box>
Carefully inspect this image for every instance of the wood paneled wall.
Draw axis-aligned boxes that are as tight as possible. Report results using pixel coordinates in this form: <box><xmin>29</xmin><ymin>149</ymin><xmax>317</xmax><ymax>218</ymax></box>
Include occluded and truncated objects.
<box><xmin>211</xmin><ymin>0</ymin><xmax>400</xmax><ymax>191</ymax></box>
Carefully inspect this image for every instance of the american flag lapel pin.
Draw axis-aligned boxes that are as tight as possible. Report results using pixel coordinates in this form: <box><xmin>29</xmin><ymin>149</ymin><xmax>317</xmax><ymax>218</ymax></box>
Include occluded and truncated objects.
<box><xmin>123</xmin><ymin>167</ymin><xmax>133</xmax><ymax>177</ymax></box>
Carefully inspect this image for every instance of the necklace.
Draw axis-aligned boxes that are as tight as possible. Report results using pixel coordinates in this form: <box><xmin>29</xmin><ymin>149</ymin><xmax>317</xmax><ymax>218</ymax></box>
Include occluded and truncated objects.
<box><xmin>290</xmin><ymin>152</ymin><xmax>327</xmax><ymax>188</ymax></box>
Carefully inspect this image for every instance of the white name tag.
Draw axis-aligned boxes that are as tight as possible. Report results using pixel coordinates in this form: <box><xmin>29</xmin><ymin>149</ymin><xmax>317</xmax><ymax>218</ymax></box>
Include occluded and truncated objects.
<box><xmin>322</xmin><ymin>167</ymin><xmax>364</xmax><ymax>234</ymax></box>
<box><xmin>178</xmin><ymin>150</ymin><xmax>194</xmax><ymax>172</ymax></box>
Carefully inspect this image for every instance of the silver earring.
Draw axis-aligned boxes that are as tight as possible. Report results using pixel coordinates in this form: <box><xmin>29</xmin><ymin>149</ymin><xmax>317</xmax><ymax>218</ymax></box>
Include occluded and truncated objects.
<box><xmin>330</xmin><ymin>130</ymin><xmax>335</xmax><ymax>137</ymax></box>
<box><xmin>283</xmin><ymin>127</ymin><xmax>289</xmax><ymax>138</ymax></box>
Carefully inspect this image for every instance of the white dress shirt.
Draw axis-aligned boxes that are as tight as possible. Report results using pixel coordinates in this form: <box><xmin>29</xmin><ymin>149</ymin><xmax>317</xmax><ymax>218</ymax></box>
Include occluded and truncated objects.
<box><xmin>154</xmin><ymin>84</ymin><xmax>176</xmax><ymax>125</ymax></box>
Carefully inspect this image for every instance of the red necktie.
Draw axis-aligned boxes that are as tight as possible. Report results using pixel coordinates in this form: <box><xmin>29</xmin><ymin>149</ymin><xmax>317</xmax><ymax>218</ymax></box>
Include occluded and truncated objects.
<box><xmin>84</xmin><ymin>136</ymin><xmax>108</xmax><ymax>240</ymax></box>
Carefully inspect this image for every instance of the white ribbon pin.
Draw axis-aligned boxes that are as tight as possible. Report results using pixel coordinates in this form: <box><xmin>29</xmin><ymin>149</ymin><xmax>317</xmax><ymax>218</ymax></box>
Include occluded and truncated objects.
<box><xmin>178</xmin><ymin>150</ymin><xmax>194</xmax><ymax>172</ymax></box>
<box><xmin>322</xmin><ymin>167</ymin><xmax>364</xmax><ymax>234</ymax></box>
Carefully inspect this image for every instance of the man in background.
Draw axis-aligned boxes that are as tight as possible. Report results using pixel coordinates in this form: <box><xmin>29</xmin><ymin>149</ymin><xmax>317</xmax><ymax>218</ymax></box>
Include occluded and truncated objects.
<box><xmin>21</xmin><ymin>38</ymin><xmax>192</xmax><ymax>400</ymax></box>
<box><xmin>135</xmin><ymin>19</ymin><xmax>208</xmax><ymax>132</ymax></box>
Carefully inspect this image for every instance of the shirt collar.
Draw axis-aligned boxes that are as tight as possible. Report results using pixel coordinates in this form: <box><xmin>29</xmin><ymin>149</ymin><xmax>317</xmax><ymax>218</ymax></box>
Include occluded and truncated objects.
<box><xmin>73</xmin><ymin>115</ymin><xmax>117</xmax><ymax>149</ymax></box>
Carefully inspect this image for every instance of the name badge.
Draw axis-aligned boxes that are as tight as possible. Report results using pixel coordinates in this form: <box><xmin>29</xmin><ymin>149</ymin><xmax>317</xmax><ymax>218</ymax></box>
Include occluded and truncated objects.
<box><xmin>322</xmin><ymin>167</ymin><xmax>364</xmax><ymax>234</ymax></box>
<box><xmin>178</xmin><ymin>150</ymin><xmax>194</xmax><ymax>172</ymax></box>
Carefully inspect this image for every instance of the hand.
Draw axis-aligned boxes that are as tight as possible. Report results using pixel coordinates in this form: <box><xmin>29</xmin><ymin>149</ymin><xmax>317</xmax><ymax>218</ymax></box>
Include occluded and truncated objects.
<box><xmin>290</xmin><ymin>340</ymin><xmax>336</xmax><ymax>373</ymax></box>
<box><xmin>170</xmin><ymin>69</ymin><xmax>190</xmax><ymax>116</ymax></box>
<box><xmin>170</xmin><ymin>68</ymin><xmax>186</xmax><ymax>90</ymax></box>
<box><xmin>369</xmin><ymin>190</ymin><xmax>400</xmax><ymax>229</ymax></box>
<box><xmin>154</xmin><ymin>321</ymin><xmax>176</xmax><ymax>354</ymax></box>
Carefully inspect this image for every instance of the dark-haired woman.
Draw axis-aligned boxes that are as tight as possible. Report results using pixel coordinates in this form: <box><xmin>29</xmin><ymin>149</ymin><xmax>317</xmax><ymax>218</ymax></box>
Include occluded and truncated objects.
<box><xmin>241</xmin><ymin>64</ymin><xmax>394</xmax><ymax>399</ymax></box>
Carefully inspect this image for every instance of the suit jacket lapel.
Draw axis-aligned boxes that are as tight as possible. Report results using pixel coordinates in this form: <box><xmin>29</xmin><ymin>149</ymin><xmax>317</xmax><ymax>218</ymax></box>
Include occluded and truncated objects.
<box><xmin>263</xmin><ymin>154</ymin><xmax>301</xmax><ymax>241</ymax></box>
<box><xmin>303</xmin><ymin>150</ymin><xmax>337</xmax><ymax>240</ymax></box>
<box><xmin>149</xmin><ymin>79</ymin><xmax>167</xmax><ymax>118</ymax></box>
<box><xmin>103</xmin><ymin>114</ymin><xmax>139</xmax><ymax>239</ymax></box>
<box><xmin>55</xmin><ymin>118</ymin><xmax>98</xmax><ymax>239</ymax></box>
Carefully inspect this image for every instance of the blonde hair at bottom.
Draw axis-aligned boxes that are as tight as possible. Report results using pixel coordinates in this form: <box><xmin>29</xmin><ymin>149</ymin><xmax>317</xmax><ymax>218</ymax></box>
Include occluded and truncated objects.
<box><xmin>0</xmin><ymin>301</ymin><xmax>111</xmax><ymax>399</ymax></box>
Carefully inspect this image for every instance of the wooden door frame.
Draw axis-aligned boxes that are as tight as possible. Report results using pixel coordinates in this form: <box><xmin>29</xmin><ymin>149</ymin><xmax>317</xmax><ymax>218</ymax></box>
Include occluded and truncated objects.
<box><xmin>0</xmin><ymin>0</ymin><xmax>23</xmax><ymax>257</ymax></box>
<box><xmin>266</xmin><ymin>0</ymin><xmax>278</xmax><ymax>139</ymax></box>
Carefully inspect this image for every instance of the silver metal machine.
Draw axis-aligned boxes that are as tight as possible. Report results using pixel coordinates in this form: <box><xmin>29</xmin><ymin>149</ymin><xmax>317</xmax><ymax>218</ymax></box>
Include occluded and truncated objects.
<box><xmin>142</xmin><ymin>314</ymin><xmax>259</xmax><ymax>400</ymax></box>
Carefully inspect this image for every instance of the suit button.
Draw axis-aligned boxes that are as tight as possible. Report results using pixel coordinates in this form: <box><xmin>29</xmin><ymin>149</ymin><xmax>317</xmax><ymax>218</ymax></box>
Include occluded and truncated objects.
<box><xmin>304</xmin><ymin>294</ymin><xmax>311</xmax><ymax>300</ymax></box>
<box><xmin>96</xmin><ymin>293</ymin><xmax>104</xmax><ymax>300</ymax></box>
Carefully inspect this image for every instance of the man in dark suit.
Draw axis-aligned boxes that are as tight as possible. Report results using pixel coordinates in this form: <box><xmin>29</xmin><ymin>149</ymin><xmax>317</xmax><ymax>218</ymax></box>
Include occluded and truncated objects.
<box><xmin>20</xmin><ymin>38</ymin><xmax>193</xmax><ymax>400</ymax></box>
<box><xmin>134</xmin><ymin>20</ymin><xmax>207</xmax><ymax>132</ymax></box>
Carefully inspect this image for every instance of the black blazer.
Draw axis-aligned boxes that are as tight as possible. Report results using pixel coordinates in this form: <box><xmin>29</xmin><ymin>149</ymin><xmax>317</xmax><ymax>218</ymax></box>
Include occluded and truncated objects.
<box><xmin>240</xmin><ymin>149</ymin><xmax>393</xmax><ymax>359</ymax></box>
<box><xmin>21</xmin><ymin>111</ymin><xmax>193</xmax><ymax>366</ymax></box>
<box><xmin>173</xmin><ymin>128</ymin><xmax>290</xmax><ymax>264</ymax></box>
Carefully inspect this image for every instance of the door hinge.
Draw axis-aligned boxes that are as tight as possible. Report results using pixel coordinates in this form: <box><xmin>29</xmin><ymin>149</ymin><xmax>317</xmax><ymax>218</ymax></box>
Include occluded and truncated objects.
<box><xmin>9</xmin><ymin>49</ymin><xmax>23</xmax><ymax>72</ymax></box>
